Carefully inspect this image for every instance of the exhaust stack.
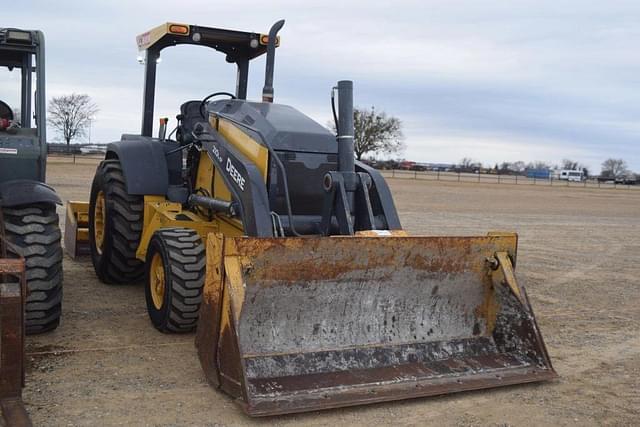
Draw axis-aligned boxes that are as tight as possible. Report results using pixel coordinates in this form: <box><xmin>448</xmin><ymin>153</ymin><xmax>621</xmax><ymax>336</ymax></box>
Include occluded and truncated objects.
<box><xmin>261</xmin><ymin>20</ymin><xmax>285</xmax><ymax>103</ymax></box>
<box><xmin>336</xmin><ymin>80</ymin><xmax>355</xmax><ymax>174</ymax></box>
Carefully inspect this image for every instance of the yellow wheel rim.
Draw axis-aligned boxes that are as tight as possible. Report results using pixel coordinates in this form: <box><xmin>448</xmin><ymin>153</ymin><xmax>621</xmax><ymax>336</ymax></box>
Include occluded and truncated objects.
<box><xmin>94</xmin><ymin>190</ymin><xmax>106</xmax><ymax>255</ymax></box>
<box><xmin>150</xmin><ymin>252</ymin><xmax>165</xmax><ymax>310</ymax></box>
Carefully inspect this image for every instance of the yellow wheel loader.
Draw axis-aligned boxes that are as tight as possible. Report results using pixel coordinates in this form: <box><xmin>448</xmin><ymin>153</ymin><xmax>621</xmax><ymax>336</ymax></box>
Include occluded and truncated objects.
<box><xmin>66</xmin><ymin>20</ymin><xmax>556</xmax><ymax>416</ymax></box>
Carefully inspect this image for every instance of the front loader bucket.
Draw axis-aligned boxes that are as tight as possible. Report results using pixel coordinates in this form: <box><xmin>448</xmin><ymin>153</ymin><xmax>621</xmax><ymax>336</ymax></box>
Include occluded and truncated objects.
<box><xmin>196</xmin><ymin>232</ymin><xmax>556</xmax><ymax>416</ymax></box>
<box><xmin>63</xmin><ymin>201</ymin><xmax>90</xmax><ymax>259</ymax></box>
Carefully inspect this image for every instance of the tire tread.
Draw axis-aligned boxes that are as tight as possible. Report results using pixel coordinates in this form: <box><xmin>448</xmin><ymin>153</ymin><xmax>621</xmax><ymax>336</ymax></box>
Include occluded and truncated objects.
<box><xmin>147</xmin><ymin>228</ymin><xmax>205</xmax><ymax>333</ymax></box>
<box><xmin>2</xmin><ymin>203</ymin><xmax>63</xmax><ymax>334</ymax></box>
<box><xmin>90</xmin><ymin>160</ymin><xmax>144</xmax><ymax>283</ymax></box>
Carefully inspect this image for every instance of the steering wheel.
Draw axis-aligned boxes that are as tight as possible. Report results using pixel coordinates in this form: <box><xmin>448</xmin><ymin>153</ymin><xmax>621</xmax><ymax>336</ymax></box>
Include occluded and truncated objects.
<box><xmin>199</xmin><ymin>92</ymin><xmax>236</xmax><ymax>119</ymax></box>
<box><xmin>0</xmin><ymin>100</ymin><xmax>14</xmax><ymax>121</ymax></box>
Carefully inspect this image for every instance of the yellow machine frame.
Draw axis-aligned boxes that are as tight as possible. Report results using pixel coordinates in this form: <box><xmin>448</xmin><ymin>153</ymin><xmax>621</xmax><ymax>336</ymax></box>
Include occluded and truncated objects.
<box><xmin>62</xmin><ymin>16</ymin><xmax>558</xmax><ymax>413</ymax></box>
<box><xmin>133</xmin><ymin>117</ymin><xmax>269</xmax><ymax>260</ymax></box>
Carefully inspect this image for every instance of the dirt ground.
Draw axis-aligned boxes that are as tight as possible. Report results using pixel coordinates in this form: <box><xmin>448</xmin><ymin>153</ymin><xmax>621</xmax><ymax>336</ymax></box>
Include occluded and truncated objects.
<box><xmin>20</xmin><ymin>157</ymin><xmax>640</xmax><ymax>426</ymax></box>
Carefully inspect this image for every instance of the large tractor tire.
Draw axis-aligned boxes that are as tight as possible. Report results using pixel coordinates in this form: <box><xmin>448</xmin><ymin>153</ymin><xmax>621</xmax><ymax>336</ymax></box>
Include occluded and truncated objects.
<box><xmin>145</xmin><ymin>228</ymin><xmax>205</xmax><ymax>333</ymax></box>
<box><xmin>2</xmin><ymin>204</ymin><xmax>63</xmax><ymax>334</ymax></box>
<box><xmin>89</xmin><ymin>159</ymin><xmax>144</xmax><ymax>284</ymax></box>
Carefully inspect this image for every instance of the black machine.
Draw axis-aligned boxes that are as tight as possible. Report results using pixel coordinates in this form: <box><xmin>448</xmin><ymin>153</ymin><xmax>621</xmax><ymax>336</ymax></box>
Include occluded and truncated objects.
<box><xmin>0</xmin><ymin>28</ymin><xmax>63</xmax><ymax>334</ymax></box>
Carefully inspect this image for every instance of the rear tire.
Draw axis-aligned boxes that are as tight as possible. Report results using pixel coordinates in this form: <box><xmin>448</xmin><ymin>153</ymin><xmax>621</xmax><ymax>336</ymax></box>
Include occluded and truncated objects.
<box><xmin>2</xmin><ymin>204</ymin><xmax>63</xmax><ymax>334</ymax></box>
<box><xmin>89</xmin><ymin>159</ymin><xmax>144</xmax><ymax>284</ymax></box>
<box><xmin>145</xmin><ymin>228</ymin><xmax>205</xmax><ymax>333</ymax></box>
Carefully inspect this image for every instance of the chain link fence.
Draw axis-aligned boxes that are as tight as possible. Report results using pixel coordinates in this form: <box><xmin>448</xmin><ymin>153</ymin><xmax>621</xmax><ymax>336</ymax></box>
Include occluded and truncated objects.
<box><xmin>379</xmin><ymin>169</ymin><xmax>640</xmax><ymax>190</ymax></box>
<box><xmin>47</xmin><ymin>153</ymin><xmax>104</xmax><ymax>165</ymax></box>
<box><xmin>46</xmin><ymin>154</ymin><xmax>639</xmax><ymax>190</ymax></box>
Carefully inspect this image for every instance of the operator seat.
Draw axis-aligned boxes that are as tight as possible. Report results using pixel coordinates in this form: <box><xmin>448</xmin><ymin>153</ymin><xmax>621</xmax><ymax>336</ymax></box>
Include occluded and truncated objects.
<box><xmin>176</xmin><ymin>100</ymin><xmax>203</xmax><ymax>145</ymax></box>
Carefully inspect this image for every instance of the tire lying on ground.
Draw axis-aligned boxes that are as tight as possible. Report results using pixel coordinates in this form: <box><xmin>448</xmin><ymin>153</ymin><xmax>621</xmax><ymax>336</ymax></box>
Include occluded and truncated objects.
<box><xmin>2</xmin><ymin>203</ymin><xmax>63</xmax><ymax>334</ymax></box>
<box><xmin>145</xmin><ymin>228</ymin><xmax>205</xmax><ymax>333</ymax></box>
<box><xmin>89</xmin><ymin>159</ymin><xmax>145</xmax><ymax>284</ymax></box>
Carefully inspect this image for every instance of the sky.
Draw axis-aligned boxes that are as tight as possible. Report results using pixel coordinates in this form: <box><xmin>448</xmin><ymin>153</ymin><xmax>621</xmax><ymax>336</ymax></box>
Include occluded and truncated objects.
<box><xmin>3</xmin><ymin>0</ymin><xmax>640</xmax><ymax>173</ymax></box>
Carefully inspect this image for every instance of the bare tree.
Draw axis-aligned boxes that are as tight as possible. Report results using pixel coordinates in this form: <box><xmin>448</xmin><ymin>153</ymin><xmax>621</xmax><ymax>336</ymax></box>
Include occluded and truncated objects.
<box><xmin>601</xmin><ymin>158</ymin><xmax>628</xmax><ymax>178</ymax></box>
<box><xmin>459</xmin><ymin>157</ymin><xmax>475</xmax><ymax>169</ymax></box>
<box><xmin>527</xmin><ymin>161</ymin><xmax>552</xmax><ymax>170</ymax></box>
<box><xmin>511</xmin><ymin>161</ymin><xmax>526</xmax><ymax>173</ymax></box>
<box><xmin>11</xmin><ymin>108</ymin><xmax>20</xmax><ymax>125</ymax></box>
<box><xmin>499</xmin><ymin>161</ymin><xmax>526</xmax><ymax>174</ymax></box>
<box><xmin>48</xmin><ymin>94</ymin><xmax>98</xmax><ymax>151</ymax></box>
<box><xmin>560</xmin><ymin>159</ymin><xmax>590</xmax><ymax>177</ymax></box>
<box><xmin>458</xmin><ymin>157</ymin><xmax>482</xmax><ymax>172</ymax></box>
<box><xmin>561</xmin><ymin>159</ymin><xmax>580</xmax><ymax>170</ymax></box>
<box><xmin>337</xmin><ymin>107</ymin><xmax>404</xmax><ymax>160</ymax></box>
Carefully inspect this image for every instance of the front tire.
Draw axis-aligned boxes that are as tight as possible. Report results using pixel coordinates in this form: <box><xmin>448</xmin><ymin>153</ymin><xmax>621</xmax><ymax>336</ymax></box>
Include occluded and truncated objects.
<box><xmin>145</xmin><ymin>228</ymin><xmax>205</xmax><ymax>333</ymax></box>
<box><xmin>89</xmin><ymin>159</ymin><xmax>144</xmax><ymax>284</ymax></box>
<box><xmin>3</xmin><ymin>204</ymin><xmax>63</xmax><ymax>334</ymax></box>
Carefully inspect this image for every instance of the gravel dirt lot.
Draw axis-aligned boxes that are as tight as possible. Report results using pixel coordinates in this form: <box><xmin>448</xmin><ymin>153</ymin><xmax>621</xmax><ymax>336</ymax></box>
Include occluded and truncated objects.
<box><xmin>20</xmin><ymin>156</ymin><xmax>640</xmax><ymax>426</ymax></box>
